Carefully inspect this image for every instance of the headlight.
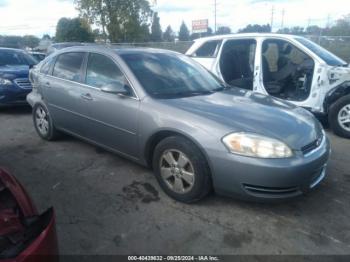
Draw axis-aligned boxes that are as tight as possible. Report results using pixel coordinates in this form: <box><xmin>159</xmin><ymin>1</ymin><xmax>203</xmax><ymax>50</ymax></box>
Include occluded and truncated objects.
<box><xmin>0</xmin><ymin>78</ymin><xmax>12</xmax><ymax>85</ymax></box>
<box><xmin>222</xmin><ymin>132</ymin><xmax>293</xmax><ymax>158</ymax></box>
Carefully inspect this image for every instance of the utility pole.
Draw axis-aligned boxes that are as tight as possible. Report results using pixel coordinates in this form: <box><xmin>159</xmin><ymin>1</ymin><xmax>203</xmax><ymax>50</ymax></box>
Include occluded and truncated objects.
<box><xmin>281</xmin><ymin>9</ymin><xmax>285</xmax><ymax>29</ymax></box>
<box><xmin>214</xmin><ymin>0</ymin><xmax>217</xmax><ymax>34</ymax></box>
<box><xmin>270</xmin><ymin>5</ymin><xmax>275</xmax><ymax>32</ymax></box>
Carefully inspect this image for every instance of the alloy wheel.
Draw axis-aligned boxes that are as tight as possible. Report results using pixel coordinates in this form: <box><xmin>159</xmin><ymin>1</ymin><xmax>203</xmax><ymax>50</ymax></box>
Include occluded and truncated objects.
<box><xmin>338</xmin><ymin>104</ymin><xmax>350</xmax><ymax>132</ymax></box>
<box><xmin>35</xmin><ymin>106</ymin><xmax>49</xmax><ymax>136</ymax></box>
<box><xmin>159</xmin><ymin>149</ymin><xmax>195</xmax><ymax>194</ymax></box>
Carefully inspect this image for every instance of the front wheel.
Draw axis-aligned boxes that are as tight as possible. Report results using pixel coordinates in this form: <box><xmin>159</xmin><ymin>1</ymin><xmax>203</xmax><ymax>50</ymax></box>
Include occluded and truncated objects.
<box><xmin>329</xmin><ymin>94</ymin><xmax>350</xmax><ymax>138</ymax></box>
<box><xmin>152</xmin><ymin>136</ymin><xmax>212</xmax><ymax>203</ymax></box>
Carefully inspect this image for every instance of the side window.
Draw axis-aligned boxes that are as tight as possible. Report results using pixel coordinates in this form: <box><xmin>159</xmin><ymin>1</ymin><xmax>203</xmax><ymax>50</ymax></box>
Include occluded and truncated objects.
<box><xmin>52</xmin><ymin>52</ymin><xmax>85</xmax><ymax>82</ymax></box>
<box><xmin>86</xmin><ymin>53</ymin><xmax>133</xmax><ymax>96</ymax></box>
<box><xmin>40</xmin><ymin>58</ymin><xmax>54</xmax><ymax>75</ymax></box>
<box><xmin>193</xmin><ymin>40</ymin><xmax>222</xmax><ymax>57</ymax></box>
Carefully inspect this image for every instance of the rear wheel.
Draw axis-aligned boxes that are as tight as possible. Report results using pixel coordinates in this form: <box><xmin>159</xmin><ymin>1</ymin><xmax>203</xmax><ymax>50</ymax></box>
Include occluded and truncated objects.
<box><xmin>329</xmin><ymin>95</ymin><xmax>350</xmax><ymax>138</ymax></box>
<box><xmin>33</xmin><ymin>104</ymin><xmax>59</xmax><ymax>141</ymax></box>
<box><xmin>153</xmin><ymin>136</ymin><xmax>212</xmax><ymax>203</ymax></box>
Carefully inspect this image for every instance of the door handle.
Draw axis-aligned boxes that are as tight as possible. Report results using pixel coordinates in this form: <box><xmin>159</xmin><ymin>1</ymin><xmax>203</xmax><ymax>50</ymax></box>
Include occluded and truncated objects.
<box><xmin>81</xmin><ymin>93</ymin><xmax>93</xmax><ymax>101</ymax></box>
<box><xmin>45</xmin><ymin>82</ymin><xmax>51</xmax><ymax>88</ymax></box>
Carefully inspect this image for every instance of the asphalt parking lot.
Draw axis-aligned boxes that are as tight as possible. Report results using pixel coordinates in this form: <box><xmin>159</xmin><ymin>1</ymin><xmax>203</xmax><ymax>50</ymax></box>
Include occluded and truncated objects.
<box><xmin>1</xmin><ymin>106</ymin><xmax>350</xmax><ymax>255</ymax></box>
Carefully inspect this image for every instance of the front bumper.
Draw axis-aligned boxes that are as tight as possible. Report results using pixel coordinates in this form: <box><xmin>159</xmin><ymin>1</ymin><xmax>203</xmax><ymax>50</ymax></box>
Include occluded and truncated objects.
<box><xmin>0</xmin><ymin>84</ymin><xmax>31</xmax><ymax>106</ymax></box>
<box><xmin>208</xmin><ymin>136</ymin><xmax>331</xmax><ymax>201</ymax></box>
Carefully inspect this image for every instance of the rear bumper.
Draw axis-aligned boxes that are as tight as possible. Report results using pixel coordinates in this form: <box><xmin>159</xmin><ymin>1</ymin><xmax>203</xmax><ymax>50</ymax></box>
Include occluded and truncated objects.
<box><xmin>208</xmin><ymin>136</ymin><xmax>331</xmax><ymax>202</ymax></box>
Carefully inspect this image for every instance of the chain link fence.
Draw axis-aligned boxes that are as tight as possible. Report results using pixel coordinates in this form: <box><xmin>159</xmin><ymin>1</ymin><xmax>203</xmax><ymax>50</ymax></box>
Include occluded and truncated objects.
<box><xmin>109</xmin><ymin>36</ymin><xmax>350</xmax><ymax>63</ymax></box>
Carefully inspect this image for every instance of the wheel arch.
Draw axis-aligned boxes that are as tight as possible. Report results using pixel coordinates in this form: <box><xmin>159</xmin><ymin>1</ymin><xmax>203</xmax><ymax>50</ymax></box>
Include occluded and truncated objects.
<box><xmin>324</xmin><ymin>82</ymin><xmax>350</xmax><ymax>113</ymax></box>
<box><xmin>144</xmin><ymin>129</ymin><xmax>214</xmax><ymax>175</ymax></box>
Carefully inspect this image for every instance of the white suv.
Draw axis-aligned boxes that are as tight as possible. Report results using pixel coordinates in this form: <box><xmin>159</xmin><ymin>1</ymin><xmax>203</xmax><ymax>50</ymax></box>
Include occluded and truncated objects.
<box><xmin>187</xmin><ymin>33</ymin><xmax>350</xmax><ymax>138</ymax></box>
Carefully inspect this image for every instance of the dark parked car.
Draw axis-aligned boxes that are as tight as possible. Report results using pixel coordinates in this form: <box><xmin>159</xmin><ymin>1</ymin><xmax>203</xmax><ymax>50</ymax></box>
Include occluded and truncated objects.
<box><xmin>0</xmin><ymin>168</ymin><xmax>58</xmax><ymax>261</ymax></box>
<box><xmin>0</xmin><ymin>48</ymin><xmax>37</xmax><ymax>106</ymax></box>
<box><xmin>27</xmin><ymin>46</ymin><xmax>330</xmax><ymax>202</ymax></box>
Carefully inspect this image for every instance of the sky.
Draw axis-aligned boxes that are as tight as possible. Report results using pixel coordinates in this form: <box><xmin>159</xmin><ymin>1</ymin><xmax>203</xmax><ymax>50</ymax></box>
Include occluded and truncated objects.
<box><xmin>0</xmin><ymin>0</ymin><xmax>349</xmax><ymax>37</ymax></box>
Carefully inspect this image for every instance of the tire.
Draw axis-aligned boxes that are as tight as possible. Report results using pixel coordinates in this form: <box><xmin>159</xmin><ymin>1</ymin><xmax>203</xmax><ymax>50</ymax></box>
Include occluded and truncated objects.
<box><xmin>329</xmin><ymin>94</ymin><xmax>350</xmax><ymax>138</ymax></box>
<box><xmin>152</xmin><ymin>136</ymin><xmax>212</xmax><ymax>203</ymax></box>
<box><xmin>33</xmin><ymin>103</ymin><xmax>59</xmax><ymax>141</ymax></box>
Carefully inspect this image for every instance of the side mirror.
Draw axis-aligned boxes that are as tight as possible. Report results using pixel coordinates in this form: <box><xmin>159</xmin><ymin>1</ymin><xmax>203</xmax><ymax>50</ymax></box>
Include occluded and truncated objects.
<box><xmin>101</xmin><ymin>82</ymin><xmax>130</xmax><ymax>96</ymax></box>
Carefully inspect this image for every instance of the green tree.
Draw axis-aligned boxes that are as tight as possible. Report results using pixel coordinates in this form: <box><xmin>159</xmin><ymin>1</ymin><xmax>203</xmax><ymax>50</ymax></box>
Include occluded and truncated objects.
<box><xmin>216</xmin><ymin>26</ymin><xmax>231</xmax><ymax>35</ymax></box>
<box><xmin>0</xmin><ymin>36</ymin><xmax>23</xmax><ymax>48</ymax></box>
<box><xmin>238</xmin><ymin>24</ymin><xmax>271</xmax><ymax>33</ymax></box>
<box><xmin>289</xmin><ymin>26</ymin><xmax>305</xmax><ymax>35</ymax></box>
<box><xmin>163</xmin><ymin>25</ymin><xmax>174</xmax><ymax>42</ymax></box>
<box><xmin>329</xmin><ymin>15</ymin><xmax>350</xmax><ymax>36</ymax></box>
<box><xmin>55</xmin><ymin>17</ymin><xmax>95</xmax><ymax>42</ymax></box>
<box><xmin>75</xmin><ymin>0</ymin><xmax>152</xmax><ymax>43</ymax></box>
<box><xmin>306</xmin><ymin>25</ymin><xmax>322</xmax><ymax>36</ymax></box>
<box><xmin>151</xmin><ymin>12</ymin><xmax>162</xmax><ymax>42</ymax></box>
<box><xmin>42</xmin><ymin>34</ymin><xmax>51</xmax><ymax>40</ymax></box>
<box><xmin>22</xmin><ymin>35</ymin><xmax>40</xmax><ymax>49</ymax></box>
<box><xmin>179</xmin><ymin>21</ymin><xmax>190</xmax><ymax>41</ymax></box>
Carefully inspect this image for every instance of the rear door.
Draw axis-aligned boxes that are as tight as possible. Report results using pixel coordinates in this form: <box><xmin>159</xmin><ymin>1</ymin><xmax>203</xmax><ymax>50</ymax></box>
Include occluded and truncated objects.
<box><xmin>81</xmin><ymin>52</ymin><xmax>140</xmax><ymax>158</ymax></box>
<box><xmin>43</xmin><ymin>52</ymin><xmax>88</xmax><ymax>136</ymax></box>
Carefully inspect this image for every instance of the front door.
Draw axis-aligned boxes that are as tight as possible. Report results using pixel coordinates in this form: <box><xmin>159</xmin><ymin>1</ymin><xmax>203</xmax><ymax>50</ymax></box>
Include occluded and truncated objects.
<box><xmin>81</xmin><ymin>52</ymin><xmax>140</xmax><ymax>158</ymax></box>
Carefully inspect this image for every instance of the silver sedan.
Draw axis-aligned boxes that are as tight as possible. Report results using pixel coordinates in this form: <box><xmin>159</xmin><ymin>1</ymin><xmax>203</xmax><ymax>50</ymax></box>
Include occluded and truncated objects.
<box><xmin>27</xmin><ymin>46</ymin><xmax>330</xmax><ymax>202</ymax></box>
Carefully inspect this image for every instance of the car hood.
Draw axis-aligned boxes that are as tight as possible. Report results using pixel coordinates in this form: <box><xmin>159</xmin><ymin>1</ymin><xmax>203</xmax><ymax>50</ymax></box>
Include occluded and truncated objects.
<box><xmin>0</xmin><ymin>65</ymin><xmax>30</xmax><ymax>80</ymax></box>
<box><xmin>163</xmin><ymin>88</ymin><xmax>323</xmax><ymax>150</ymax></box>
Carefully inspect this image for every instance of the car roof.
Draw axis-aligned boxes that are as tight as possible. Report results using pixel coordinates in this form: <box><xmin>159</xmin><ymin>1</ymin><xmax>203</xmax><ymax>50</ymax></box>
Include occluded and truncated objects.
<box><xmin>0</xmin><ymin>47</ymin><xmax>26</xmax><ymax>52</ymax></box>
<box><xmin>194</xmin><ymin>33</ymin><xmax>299</xmax><ymax>42</ymax></box>
<box><xmin>53</xmin><ymin>45</ymin><xmax>181</xmax><ymax>56</ymax></box>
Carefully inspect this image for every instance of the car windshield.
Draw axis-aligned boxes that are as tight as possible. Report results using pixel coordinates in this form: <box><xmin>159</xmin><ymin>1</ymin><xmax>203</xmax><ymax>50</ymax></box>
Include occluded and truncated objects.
<box><xmin>0</xmin><ymin>50</ymin><xmax>37</xmax><ymax>66</ymax></box>
<box><xmin>295</xmin><ymin>37</ymin><xmax>347</xmax><ymax>67</ymax></box>
<box><xmin>120</xmin><ymin>51</ymin><xmax>226</xmax><ymax>98</ymax></box>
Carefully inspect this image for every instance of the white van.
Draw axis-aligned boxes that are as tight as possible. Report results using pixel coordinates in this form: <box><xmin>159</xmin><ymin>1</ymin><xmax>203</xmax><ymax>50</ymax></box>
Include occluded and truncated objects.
<box><xmin>186</xmin><ymin>33</ymin><xmax>350</xmax><ymax>138</ymax></box>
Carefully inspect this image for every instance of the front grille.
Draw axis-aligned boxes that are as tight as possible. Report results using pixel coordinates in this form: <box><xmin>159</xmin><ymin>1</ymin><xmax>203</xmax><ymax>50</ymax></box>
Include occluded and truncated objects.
<box><xmin>14</xmin><ymin>78</ymin><xmax>32</xmax><ymax>89</ymax></box>
<box><xmin>243</xmin><ymin>184</ymin><xmax>300</xmax><ymax>196</ymax></box>
<box><xmin>301</xmin><ymin>134</ymin><xmax>324</xmax><ymax>155</ymax></box>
